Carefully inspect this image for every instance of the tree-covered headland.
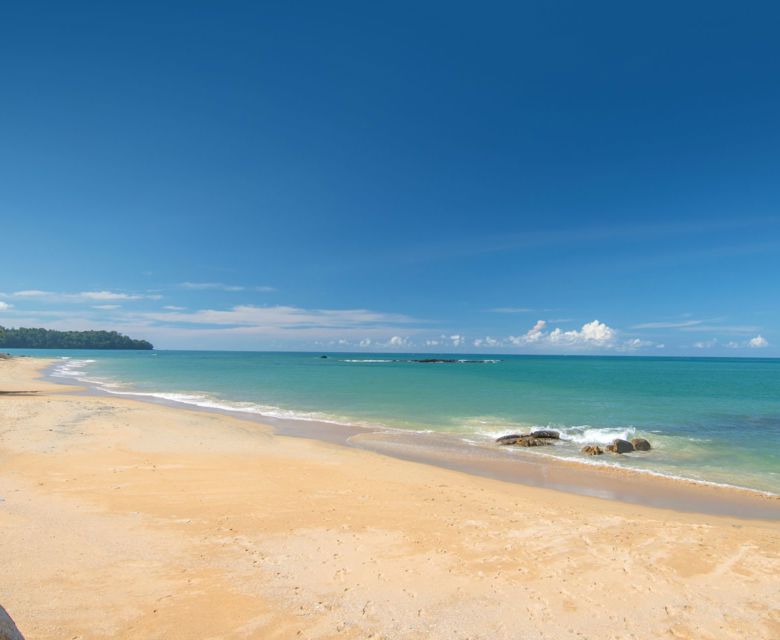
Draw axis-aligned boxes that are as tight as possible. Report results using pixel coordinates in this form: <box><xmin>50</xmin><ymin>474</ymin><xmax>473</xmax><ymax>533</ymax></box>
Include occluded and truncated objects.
<box><xmin>0</xmin><ymin>326</ymin><xmax>153</xmax><ymax>350</ymax></box>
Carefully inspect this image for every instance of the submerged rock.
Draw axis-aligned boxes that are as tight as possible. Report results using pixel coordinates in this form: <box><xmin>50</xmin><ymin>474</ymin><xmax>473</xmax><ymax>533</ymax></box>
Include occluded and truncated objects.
<box><xmin>605</xmin><ymin>438</ymin><xmax>635</xmax><ymax>454</ymax></box>
<box><xmin>0</xmin><ymin>605</ymin><xmax>24</xmax><ymax>640</ymax></box>
<box><xmin>631</xmin><ymin>438</ymin><xmax>651</xmax><ymax>451</ymax></box>
<box><xmin>581</xmin><ymin>445</ymin><xmax>604</xmax><ymax>455</ymax></box>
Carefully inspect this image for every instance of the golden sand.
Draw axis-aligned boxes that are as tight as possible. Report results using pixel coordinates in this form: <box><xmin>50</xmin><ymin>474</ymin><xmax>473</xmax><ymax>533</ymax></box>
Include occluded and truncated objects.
<box><xmin>0</xmin><ymin>357</ymin><xmax>778</xmax><ymax>639</ymax></box>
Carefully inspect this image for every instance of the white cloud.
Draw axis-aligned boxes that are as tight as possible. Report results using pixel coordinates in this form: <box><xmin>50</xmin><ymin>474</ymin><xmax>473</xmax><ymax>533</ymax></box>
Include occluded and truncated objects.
<box><xmin>388</xmin><ymin>336</ymin><xmax>410</xmax><ymax>348</ymax></box>
<box><xmin>92</xmin><ymin>304</ymin><xmax>121</xmax><ymax>310</ymax></box>
<box><xmin>749</xmin><ymin>335</ymin><xmax>769</xmax><ymax>348</ymax></box>
<box><xmin>623</xmin><ymin>338</ymin><xmax>653</xmax><ymax>350</ymax></box>
<box><xmin>473</xmin><ymin>336</ymin><xmax>500</xmax><ymax>348</ymax></box>
<box><xmin>163</xmin><ymin>305</ymin><xmax>186</xmax><ymax>311</ymax></box>
<box><xmin>449</xmin><ymin>334</ymin><xmax>464</xmax><ymax>347</ymax></box>
<box><xmin>79</xmin><ymin>290</ymin><xmax>160</xmax><ymax>301</ymax></box>
<box><xmin>4</xmin><ymin>289</ymin><xmax>160</xmax><ymax>302</ymax></box>
<box><xmin>10</xmin><ymin>290</ymin><xmax>51</xmax><ymax>298</ymax></box>
<box><xmin>509</xmin><ymin>319</ymin><xmax>619</xmax><ymax>350</ymax></box>
<box><xmin>693</xmin><ymin>339</ymin><xmax>717</xmax><ymax>349</ymax></box>
<box><xmin>511</xmin><ymin>319</ymin><xmax>547</xmax><ymax>344</ymax></box>
<box><xmin>0</xmin><ymin>301</ymin><xmax>12</xmax><ymax>311</ymax></box>
<box><xmin>359</xmin><ymin>338</ymin><xmax>372</xmax><ymax>347</ymax></box>
<box><xmin>180</xmin><ymin>282</ymin><xmax>275</xmax><ymax>293</ymax></box>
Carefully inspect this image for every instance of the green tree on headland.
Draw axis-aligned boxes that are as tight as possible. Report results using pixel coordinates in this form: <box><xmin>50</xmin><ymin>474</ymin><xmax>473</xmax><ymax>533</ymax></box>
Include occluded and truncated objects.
<box><xmin>0</xmin><ymin>326</ymin><xmax>153</xmax><ymax>350</ymax></box>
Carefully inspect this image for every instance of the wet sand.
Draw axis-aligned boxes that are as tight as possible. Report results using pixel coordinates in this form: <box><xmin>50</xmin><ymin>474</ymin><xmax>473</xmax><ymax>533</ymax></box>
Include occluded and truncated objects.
<box><xmin>58</xmin><ymin>361</ymin><xmax>780</xmax><ymax>520</ymax></box>
<box><xmin>1</xmin><ymin>356</ymin><xmax>779</xmax><ymax>639</ymax></box>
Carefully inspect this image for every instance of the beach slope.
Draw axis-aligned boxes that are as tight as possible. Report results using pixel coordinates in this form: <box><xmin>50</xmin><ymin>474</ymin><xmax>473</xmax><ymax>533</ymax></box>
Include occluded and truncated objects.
<box><xmin>0</xmin><ymin>357</ymin><xmax>778</xmax><ymax>639</ymax></box>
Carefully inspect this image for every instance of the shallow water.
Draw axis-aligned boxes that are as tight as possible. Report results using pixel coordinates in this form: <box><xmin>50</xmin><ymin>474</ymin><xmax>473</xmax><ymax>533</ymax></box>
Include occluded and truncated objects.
<box><xmin>13</xmin><ymin>349</ymin><xmax>780</xmax><ymax>494</ymax></box>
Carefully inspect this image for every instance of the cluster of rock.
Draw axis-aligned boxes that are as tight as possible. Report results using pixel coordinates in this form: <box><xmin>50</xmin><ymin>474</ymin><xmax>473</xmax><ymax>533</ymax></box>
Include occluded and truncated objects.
<box><xmin>580</xmin><ymin>438</ymin><xmax>651</xmax><ymax>456</ymax></box>
<box><xmin>495</xmin><ymin>431</ymin><xmax>652</xmax><ymax>456</ymax></box>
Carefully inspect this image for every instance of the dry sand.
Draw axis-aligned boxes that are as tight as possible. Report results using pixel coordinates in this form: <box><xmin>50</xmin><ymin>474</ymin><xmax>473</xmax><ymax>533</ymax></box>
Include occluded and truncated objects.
<box><xmin>0</xmin><ymin>357</ymin><xmax>778</xmax><ymax>639</ymax></box>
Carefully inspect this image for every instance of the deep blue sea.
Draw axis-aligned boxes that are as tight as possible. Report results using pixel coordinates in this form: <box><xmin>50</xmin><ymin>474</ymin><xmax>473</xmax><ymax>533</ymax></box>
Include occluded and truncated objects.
<box><xmin>13</xmin><ymin>349</ymin><xmax>780</xmax><ymax>494</ymax></box>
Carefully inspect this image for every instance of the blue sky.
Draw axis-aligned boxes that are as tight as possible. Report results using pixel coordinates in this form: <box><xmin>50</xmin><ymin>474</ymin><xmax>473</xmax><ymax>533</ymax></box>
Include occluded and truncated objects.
<box><xmin>1</xmin><ymin>1</ymin><xmax>779</xmax><ymax>354</ymax></box>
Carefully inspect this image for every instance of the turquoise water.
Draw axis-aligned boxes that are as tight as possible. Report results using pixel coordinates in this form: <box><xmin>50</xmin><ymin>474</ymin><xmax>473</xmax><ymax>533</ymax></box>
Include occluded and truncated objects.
<box><xmin>14</xmin><ymin>349</ymin><xmax>780</xmax><ymax>494</ymax></box>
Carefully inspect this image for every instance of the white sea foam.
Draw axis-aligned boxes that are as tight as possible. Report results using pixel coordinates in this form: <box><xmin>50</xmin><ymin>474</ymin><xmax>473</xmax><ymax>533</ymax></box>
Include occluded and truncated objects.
<box><xmin>341</xmin><ymin>359</ymin><xmax>395</xmax><ymax>363</ymax></box>
<box><xmin>45</xmin><ymin>358</ymin><xmax>778</xmax><ymax>498</ymax></box>
<box><xmin>555</xmin><ymin>425</ymin><xmax>637</xmax><ymax>445</ymax></box>
<box><xmin>508</xmin><ymin>447</ymin><xmax>779</xmax><ymax>497</ymax></box>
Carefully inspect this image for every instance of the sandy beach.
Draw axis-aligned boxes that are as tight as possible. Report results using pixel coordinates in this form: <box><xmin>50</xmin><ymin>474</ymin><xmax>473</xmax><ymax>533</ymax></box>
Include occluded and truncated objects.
<box><xmin>1</xmin><ymin>357</ymin><xmax>778</xmax><ymax>639</ymax></box>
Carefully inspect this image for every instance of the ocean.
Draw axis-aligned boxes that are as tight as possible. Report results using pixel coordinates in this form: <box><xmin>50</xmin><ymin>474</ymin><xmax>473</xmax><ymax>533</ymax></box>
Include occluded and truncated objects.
<box><xmin>20</xmin><ymin>349</ymin><xmax>780</xmax><ymax>495</ymax></box>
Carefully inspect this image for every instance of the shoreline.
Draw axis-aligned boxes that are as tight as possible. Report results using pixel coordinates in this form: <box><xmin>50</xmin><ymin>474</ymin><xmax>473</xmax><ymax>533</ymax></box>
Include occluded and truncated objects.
<box><xmin>43</xmin><ymin>357</ymin><xmax>780</xmax><ymax>520</ymax></box>
<box><xmin>2</xmin><ymin>355</ymin><xmax>780</xmax><ymax>639</ymax></box>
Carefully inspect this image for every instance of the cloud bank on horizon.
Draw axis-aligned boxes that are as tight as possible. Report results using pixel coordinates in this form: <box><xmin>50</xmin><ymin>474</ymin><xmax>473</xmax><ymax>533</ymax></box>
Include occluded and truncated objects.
<box><xmin>0</xmin><ymin>287</ymin><xmax>771</xmax><ymax>354</ymax></box>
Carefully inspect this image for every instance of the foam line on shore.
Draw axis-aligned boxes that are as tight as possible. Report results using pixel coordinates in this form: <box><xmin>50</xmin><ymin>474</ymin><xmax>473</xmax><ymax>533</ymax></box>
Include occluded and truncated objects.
<box><xmin>48</xmin><ymin>357</ymin><xmax>780</xmax><ymax>502</ymax></box>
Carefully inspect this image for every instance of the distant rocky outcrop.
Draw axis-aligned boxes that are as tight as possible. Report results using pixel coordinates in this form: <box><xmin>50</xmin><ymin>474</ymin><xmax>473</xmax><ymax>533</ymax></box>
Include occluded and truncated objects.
<box><xmin>631</xmin><ymin>438</ymin><xmax>652</xmax><ymax>451</ymax></box>
<box><xmin>0</xmin><ymin>605</ymin><xmax>24</xmax><ymax>640</ymax></box>
<box><xmin>605</xmin><ymin>438</ymin><xmax>635</xmax><ymax>454</ymax></box>
<box><xmin>581</xmin><ymin>445</ymin><xmax>603</xmax><ymax>455</ymax></box>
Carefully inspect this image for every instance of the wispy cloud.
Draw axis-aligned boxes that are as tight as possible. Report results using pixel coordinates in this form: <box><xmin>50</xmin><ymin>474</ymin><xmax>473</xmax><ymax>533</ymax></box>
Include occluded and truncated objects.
<box><xmin>679</xmin><ymin>324</ymin><xmax>760</xmax><ymax>334</ymax></box>
<box><xmin>487</xmin><ymin>307</ymin><xmax>534</xmax><ymax>314</ymax></box>
<box><xmin>80</xmin><ymin>290</ymin><xmax>160</xmax><ymax>301</ymax></box>
<box><xmin>179</xmin><ymin>282</ymin><xmax>276</xmax><ymax>293</ymax></box>
<box><xmin>632</xmin><ymin>320</ymin><xmax>703</xmax><ymax>329</ymax></box>
<box><xmin>1</xmin><ymin>290</ymin><xmax>161</xmax><ymax>302</ymax></box>
<box><xmin>0</xmin><ymin>301</ymin><xmax>12</xmax><ymax>311</ymax></box>
<box><xmin>9</xmin><ymin>290</ymin><xmax>51</xmax><ymax>298</ymax></box>
<box><xmin>634</xmin><ymin>318</ymin><xmax>761</xmax><ymax>334</ymax></box>
<box><xmin>399</xmin><ymin>217</ymin><xmax>780</xmax><ymax>264</ymax></box>
<box><xmin>139</xmin><ymin>305</ymin><xmax>418</xmax><ymax>328</ymax></box>
<box><xmin>92</xmin><ymin>304</ymin><xmax>121</xmax><ymax>310</ymax></box>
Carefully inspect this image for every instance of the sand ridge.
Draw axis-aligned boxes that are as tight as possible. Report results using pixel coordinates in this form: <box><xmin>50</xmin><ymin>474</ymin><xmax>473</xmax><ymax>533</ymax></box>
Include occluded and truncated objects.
<box><xmin>0</xmin><ymin>357</ymin><xmax>778</xmax><ymax>639</ymax></box>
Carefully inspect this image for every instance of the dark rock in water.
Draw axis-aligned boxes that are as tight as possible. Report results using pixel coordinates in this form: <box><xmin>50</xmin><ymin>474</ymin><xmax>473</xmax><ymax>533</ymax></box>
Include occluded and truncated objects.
<box><xmin>412</xmin><ymin>358</ymin><xmax>458</xmax><ymax>363</ymax></box>
<box><xmin>0</xmin><ymin>605</ymin><xmax>25</xmax><ymax>640</ymax></box>
<box><xmin>606</xmin><ymin>438</ymin><xmax>635</xmax><ymax>454</ymax></box>
<box><xmin>581</xmin><ymin>445</ymin><xmax>604</xmax><ymax>455</ymax></box>
<box><xmin>530</xmin><ymin>429</ymin><xmax>560</xmax><ymax>439</ymax></box>
<box><xmin>496</xmin><ymin>434</ymin><xmax>553</xmax><ymax>447</ymax></box>
<box><xmin>631</xmin><ymin>438</ymin><xmax>651</xmax><ymax>451</ymax></box>
<box><xmin>319</xmin><ymin>355</ymin><xmax>328</xmax><ymax>359</ymax></box>
<box><xmin>496</xmin><ymin>434</ymin><xmax>525</xmax><ymax>445</ymax></box>
<box><xmin>516</xmin><ymin>437</ymin><xmax>553</xmax><ymax>447</ymax></box>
